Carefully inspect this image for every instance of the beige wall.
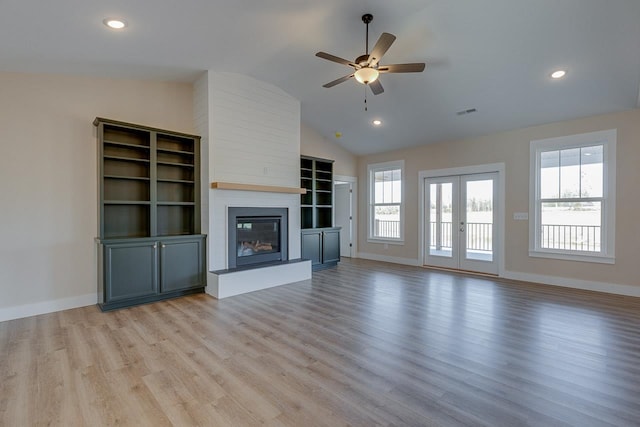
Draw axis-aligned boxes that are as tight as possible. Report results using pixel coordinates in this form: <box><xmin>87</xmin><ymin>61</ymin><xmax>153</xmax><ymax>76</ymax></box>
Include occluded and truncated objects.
<box><xmin>300</xmin><ymin>123</ymin><xmax>357</xmax><ymax>177</ymax></box>
<box><xmin>0</xmin><ymin>71</ymin><xmax>194</xmax><ymax>315</ymax></box>
<box><xmin>358</xmin><ymin>108</ymin><xmax>640</xmax><ymax>290</ymax></box>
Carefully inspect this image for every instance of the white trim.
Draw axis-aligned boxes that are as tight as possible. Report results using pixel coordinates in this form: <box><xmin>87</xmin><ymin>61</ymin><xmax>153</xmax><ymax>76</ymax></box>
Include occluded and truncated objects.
<box><xmin>357</xmin><ymin>252</ymin><xmax>420</xmax><ymax>267</ymax></box>
<box><xmin>503</xmin><ymin>270</ymin><xmax>640</xmax><ymax>298</ymax></box>
<box><xmin>0</xmin><ymin>293</ymin><xmax>98</xmax><ymax>322</ymax></box>
<box><xmin>418</xmin><ymin>163</ymin><xmax>505</xmax><ymax>276</ymax></box>
<box><xmin>528</xmin><ymin>250</ymin><xmax>615</xmax><ymax>264</ymax></box>
<box><xmin>367</xmin><ymin>160</ymin><xmax>405</xmax><ymax>243</ymax></box>
<box><xmin>529</xmin><ymin>129</ymin><xmax>616</xmax><ymax>262</ymax></box>
<box><xmin>334</xmin><ymin>175</ymin><xmax>358</xmax><ymax>257</ymax></box>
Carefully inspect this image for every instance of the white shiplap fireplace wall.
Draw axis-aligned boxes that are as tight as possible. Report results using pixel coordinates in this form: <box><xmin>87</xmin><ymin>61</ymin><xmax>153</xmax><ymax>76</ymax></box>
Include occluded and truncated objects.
<box><xmin>194</xmin><ymin>71</ymin><xmax>310</xmax><ymax>298</ymax></box>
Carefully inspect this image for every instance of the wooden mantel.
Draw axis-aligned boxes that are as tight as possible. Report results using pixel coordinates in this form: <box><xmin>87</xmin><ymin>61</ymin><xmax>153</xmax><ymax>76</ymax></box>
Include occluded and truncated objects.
<box><xmin>211</xmin><ymin>182</ymin><xmax>306</xmax><ymax>194</ymax></box>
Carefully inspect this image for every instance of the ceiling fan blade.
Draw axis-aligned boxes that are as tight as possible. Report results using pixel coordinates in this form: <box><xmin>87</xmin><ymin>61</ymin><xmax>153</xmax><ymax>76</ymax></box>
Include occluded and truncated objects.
<box><xmin>369</xmin><ymin>79</ymin><xmax>384</xmax><ymax>95</ymax></box>
<box><xmin>367</xmin><ymin>32</ymin><xmax>396</xmax><ymax>67</ymax></box>
<box><xmin>316</xmin><ymin>52</ymin><xmax>358</xmax><ymax>68</ymax></box>
<box><xmin>322</xmin><ymin>74</ymin><xmax>354</xmax><ymax>88</ymax></box>
<box><xmin>378</xmin><ymin>63</ymin><xmax>426</xmax><ymax>73</ymax></box>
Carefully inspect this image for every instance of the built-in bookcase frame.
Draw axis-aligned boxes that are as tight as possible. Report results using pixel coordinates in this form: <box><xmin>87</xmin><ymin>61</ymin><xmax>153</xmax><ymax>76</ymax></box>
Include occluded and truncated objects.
<box><xmin>300</xmin><ymin>156</ymin><xmax>334</xmax><ymax>229</ymax></box>
<box><xmin>95</xmin><ymin>117</ymin><xmax>201</xmax><ymax>240</ymax></box>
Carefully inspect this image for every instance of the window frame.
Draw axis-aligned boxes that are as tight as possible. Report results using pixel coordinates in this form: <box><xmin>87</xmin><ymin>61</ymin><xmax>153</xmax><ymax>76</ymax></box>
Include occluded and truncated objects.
<box><xmin>529</xmin><ymin>129</ymin><xmax>616</xmax><ymax>264</ymax></box>
<box><xmin>368</xmin><ymin>160</ymin><xmax>405</xmax><ymax>244</ymax></box>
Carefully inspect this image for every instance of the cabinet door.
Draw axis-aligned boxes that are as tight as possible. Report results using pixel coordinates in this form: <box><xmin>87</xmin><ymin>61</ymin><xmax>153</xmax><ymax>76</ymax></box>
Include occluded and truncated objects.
<box><xmin>322</xmin><ymin>229</ymin><xmax>341</xmax><ymax>264</ymax></box>
<box><xmin>160</xmin><ymin>237</ymin><xmax>204</xmax><ymax>293</ymax></box>
<box><xmin>104</xmin><ymin>242</ymin><xmax>158</xmax><ymax>301</ymax></box>
<box><xmin>301</xmin><ymin>231</ymin><xmax>322</xmax><ymax>266</ymax></box>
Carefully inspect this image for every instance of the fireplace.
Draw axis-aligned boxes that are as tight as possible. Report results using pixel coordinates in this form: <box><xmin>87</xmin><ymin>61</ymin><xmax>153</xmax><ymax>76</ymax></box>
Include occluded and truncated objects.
<box><xmin>227</xmin><ymin>207</ymin><xmax>288</xmax><ymax>269</ymax></box>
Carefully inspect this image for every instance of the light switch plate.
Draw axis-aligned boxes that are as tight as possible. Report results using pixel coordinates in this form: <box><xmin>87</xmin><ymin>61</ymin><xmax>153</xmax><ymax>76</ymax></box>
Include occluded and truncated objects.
<box><xmin>513</xmin><ymin>212</ymin><xmax>529</xmax><ymax>220</ymax></box>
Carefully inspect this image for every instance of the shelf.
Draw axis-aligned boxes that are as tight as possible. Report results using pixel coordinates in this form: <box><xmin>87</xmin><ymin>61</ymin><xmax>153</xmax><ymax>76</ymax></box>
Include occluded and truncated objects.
<box><xmin>157</xmin><ymin>202</ymin><xmax>195</xmax><ymax>206</ymax></box>
<box><xmin>104</xmin><ymin>175</ymin><xmax>150</xmax><ymax>181</ymax></box>
<box><xmin>211</xmin><ymin>182</ymin><xmax>307</xmax><ymax>194</ymax></box>
<box><xmin>157</xmin><ymin>161</ymin><xmax>194</xmax><ymax>168</ymax></box>
<box><xmin>157</xmin><ymin>178</ymin><xmax>195</xmax><ymax>184</ymax></box>
<box><xmin>157</xmin><ymin>147</ymin><xmax>194</xmax><ymax>155</ymax></box>
<box><xmin>104</xmin><ymin>200</ymin><xmax>151</xmax><ymax>205</ymax></box>
<box><xmin>104</xmin><ymin>140</ymin><xmax>150</xmax><ymax>150</ymax></box>
<box><xmin>104</xmin><ymin>155</ymin><xmax>150</xmax><ymax>163</ymax></box>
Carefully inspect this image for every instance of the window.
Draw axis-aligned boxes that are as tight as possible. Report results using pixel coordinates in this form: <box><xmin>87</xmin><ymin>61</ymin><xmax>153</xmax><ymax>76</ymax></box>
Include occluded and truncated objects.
<box><xmin>529</xmin><ymin>129</ymin><xmax>616</xmax><ymax>263</ymax></box>
<box><xmin>368</xmin><ymin>160</ymin><xmax>404</xmax><ymax>242</ymax></box>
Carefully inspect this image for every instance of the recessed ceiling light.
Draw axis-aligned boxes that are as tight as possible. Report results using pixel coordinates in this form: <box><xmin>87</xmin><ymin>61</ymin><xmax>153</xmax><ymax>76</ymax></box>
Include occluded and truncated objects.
<box><xmin>103</xmin><ymin>18</ymin><xmax>127</xmax><ymax>30</ymax></box>
<box><xmin>372</xmin><ymin>120</ymin><xmax>382</xmax><ymax>126</ymax></box>
<box><xmin>550</xmin><ymin>70</ymin><xmax>566</xmax><ymax>79</ymax></box>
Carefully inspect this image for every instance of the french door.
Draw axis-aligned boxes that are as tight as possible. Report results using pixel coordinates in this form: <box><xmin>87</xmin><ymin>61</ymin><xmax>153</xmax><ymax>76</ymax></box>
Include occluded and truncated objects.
<box><xmin>425</xmin><ymin>173</ymin><xmax>498</xmax><ymax>274</ymax></box>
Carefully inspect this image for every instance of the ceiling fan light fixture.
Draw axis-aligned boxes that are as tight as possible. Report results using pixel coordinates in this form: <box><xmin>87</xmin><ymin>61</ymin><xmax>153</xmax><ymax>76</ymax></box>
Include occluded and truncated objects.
<box><xmin>354</xmin><ymin>67</ymin><xmax>379</xmax><ymax>85</ymax></box>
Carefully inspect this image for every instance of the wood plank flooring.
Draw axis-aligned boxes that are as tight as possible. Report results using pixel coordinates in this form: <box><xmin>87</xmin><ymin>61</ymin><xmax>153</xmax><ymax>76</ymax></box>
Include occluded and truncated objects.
<box><xmin>2</xmin><ymin>257</ymin><xmax>640</xmax><ymax>426</ymax></box>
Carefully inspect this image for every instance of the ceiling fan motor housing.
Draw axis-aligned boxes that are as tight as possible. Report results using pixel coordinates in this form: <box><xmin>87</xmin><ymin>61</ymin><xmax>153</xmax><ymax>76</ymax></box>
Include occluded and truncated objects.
<box><xmin>355</xmin><ymin>54</ymin><xmax>370</xmax><ymax>66</ymax></box>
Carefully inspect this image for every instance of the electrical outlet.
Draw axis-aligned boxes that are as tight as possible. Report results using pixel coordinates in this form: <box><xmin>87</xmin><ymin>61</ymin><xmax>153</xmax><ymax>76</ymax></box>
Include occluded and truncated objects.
<box><xmin>513</xmin><ymin>212</ymin><xmax>529</xmax><ymax>220</ymax></box>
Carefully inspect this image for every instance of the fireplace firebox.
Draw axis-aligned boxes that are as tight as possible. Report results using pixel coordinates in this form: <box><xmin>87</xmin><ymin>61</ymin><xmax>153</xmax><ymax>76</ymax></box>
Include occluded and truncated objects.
<box><xmin>228</xmin><ymin>207</ymin><xmax>288</xmax><ymax>269</ymax></box>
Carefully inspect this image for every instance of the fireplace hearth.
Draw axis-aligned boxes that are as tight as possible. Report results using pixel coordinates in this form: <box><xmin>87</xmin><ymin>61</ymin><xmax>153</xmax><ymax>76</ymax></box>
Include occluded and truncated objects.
<box><xmin>228</xmin><ymin>207</ymin><xmax>288</xmax><ymax>269</ymax></box>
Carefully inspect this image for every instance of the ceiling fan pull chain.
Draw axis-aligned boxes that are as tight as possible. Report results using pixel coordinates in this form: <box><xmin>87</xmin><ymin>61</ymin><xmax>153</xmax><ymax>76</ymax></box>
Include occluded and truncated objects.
<box><xmin>364</xmin><ymin>86</ymin><xmax>368</xmax><ymax>111</ymax></box>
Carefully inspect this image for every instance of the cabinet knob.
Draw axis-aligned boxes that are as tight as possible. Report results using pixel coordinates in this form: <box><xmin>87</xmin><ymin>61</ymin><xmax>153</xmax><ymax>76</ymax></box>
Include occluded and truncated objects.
<box><xmin>162</xmin><ymin>244</ymin><xmax>166</xmax><ymax>248</ymax></box>
<box><xmin>153</xmin><ymin>243</ymin><xmax>157</xmax><ymax>249</ymax></box>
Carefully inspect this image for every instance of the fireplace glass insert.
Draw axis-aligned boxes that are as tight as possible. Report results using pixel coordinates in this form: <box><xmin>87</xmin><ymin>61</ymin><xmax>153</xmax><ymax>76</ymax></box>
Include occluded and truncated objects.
<box><xmin>237</xmin><ymin>218</ymin><xmax>280</xmax><ymax>258</ymax></box>
<box><xmin>228</xmin><ymin>207</ymin><xmax>288</xmax><ymax>269</ymax></box>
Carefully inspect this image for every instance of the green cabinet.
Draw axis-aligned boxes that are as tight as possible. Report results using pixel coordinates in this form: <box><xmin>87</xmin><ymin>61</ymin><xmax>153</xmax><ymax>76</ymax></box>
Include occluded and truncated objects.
<box><xmin>95</xmin><ymin>118</ymin><xmax>206</xmax><ymax>310</ymax></box>
<box><xmin>301</xmin><ymin>227</ymin><xmax>341</xmax><ymax>270</ymax></box>
<box><xmin>160</xmin><ymin>237</ymin><xmax>205</xmax><ymax>293</ymax></box>
<box><xmin>104</xmin><ymin>241</ymin><xmax>158</xmax><ymax>301</ymax></box>
<box><xmin>100</xmin><ymin>235</ymin><xmax>206</xmax><ymax>310</ymax></box>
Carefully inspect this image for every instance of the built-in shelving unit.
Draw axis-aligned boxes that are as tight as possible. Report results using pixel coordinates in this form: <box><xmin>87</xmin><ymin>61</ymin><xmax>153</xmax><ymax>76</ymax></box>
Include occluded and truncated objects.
<box><xmin>95</xmin><ymin>117</ymin><xmax>206</xmax><ymax>310</ymax></box>
<box><xmin>300</xmin><ymin>156</ymin><xmax>340</xmax><ymax>270</ymax></box>
<box><xmin>300</xmin><ymin>156</ymin><xmax>335</xmax><ymax>229</ymax></box>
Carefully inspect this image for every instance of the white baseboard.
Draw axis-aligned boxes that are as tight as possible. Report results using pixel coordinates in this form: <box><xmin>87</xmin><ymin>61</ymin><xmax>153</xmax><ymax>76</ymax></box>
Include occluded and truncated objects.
<box><xmin>502</xmin><ymin>270</ymin><xmax>640</xmax><ymax>298</ymax></box>
<box><xmin>356</xmin><ymin>252</ymin><xmax>421</xmax><ymax>267</ymax></box>
<box><xmin>355</xmin><ymin>253</ymin><xmax>640</xmax><ymax>298</ymax></box>
<box><xmin>0</xmin><ymin>293</ymin><xmax>98</xmax><ymax>323</ymax></box>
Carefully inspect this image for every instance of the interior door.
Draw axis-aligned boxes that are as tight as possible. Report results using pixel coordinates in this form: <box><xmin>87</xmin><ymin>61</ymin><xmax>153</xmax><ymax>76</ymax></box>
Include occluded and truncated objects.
<box><xmin>334</xmin><ymin>182</ymin><xmax>352</xmax><ymax>257</ymax></box>
<box><xmin>425</xmin><ymin>173</ymin><xmax>498</xmax><ymax>274</ymax></box>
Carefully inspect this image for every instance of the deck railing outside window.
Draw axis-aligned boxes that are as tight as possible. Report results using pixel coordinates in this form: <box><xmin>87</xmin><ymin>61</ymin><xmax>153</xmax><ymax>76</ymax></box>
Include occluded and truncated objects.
<box><xmin>540</xmin><ymin>224</ymin><xmax>601</xmax><ymax>252</ymax></box>
<box><xmin>429</xmin><ymin>222</ymin><xmax>493</xmax><ymax>251</ymax></box>
<box><xmin>374</xmin><ymin>219</ymin><xmax>400</xmax><ymax>239</ymax></box>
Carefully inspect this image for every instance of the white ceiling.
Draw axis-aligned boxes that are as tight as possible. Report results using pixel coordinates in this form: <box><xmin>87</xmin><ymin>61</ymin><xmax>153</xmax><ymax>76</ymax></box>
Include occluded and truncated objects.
<box><xmin>1</xmin><ymin>0</ymin><xmax>639</xmax><ymax>155</ymax></box>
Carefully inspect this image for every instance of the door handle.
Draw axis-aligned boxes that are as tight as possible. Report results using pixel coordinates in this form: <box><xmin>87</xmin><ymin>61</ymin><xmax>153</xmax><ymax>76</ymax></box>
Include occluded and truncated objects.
<box><xmin>460</xmin><ymin>221</ymin><xmax>465</xmax><ymax>232</ymax></box>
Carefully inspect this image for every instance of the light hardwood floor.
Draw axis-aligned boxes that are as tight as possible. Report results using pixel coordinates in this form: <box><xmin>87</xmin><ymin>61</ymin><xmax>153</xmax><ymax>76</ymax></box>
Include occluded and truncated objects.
<box><xmin>2</xmin><ymin>258</ymin><xmax>640</xmax><ymax>426</ymax></box>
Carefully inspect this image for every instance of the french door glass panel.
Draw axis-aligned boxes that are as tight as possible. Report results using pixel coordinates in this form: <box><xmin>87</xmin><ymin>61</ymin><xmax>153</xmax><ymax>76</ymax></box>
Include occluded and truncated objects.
<box><xmin>427</xmin><ymin>177</ymin><xmax>459</xmax><ymax>269</ymax></box>
<box><xmin>464</xmin><ymin>177</ymin><xmax>494</xmax><ymax>262</ymax></box>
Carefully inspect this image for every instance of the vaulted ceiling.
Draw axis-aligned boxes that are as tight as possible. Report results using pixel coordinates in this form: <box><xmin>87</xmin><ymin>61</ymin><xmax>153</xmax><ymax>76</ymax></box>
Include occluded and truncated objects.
<box><xmin>1</xmin><ymin>0</ymin><xmax>639</xmax><ymax>155</ymax></box>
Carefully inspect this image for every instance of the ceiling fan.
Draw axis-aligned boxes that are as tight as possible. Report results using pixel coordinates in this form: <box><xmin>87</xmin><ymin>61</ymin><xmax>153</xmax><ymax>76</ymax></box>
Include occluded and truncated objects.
<box><xmin>316</xmin><ymin>13</ymin><xmax>426</xmax><ymax>95</ymax></box>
